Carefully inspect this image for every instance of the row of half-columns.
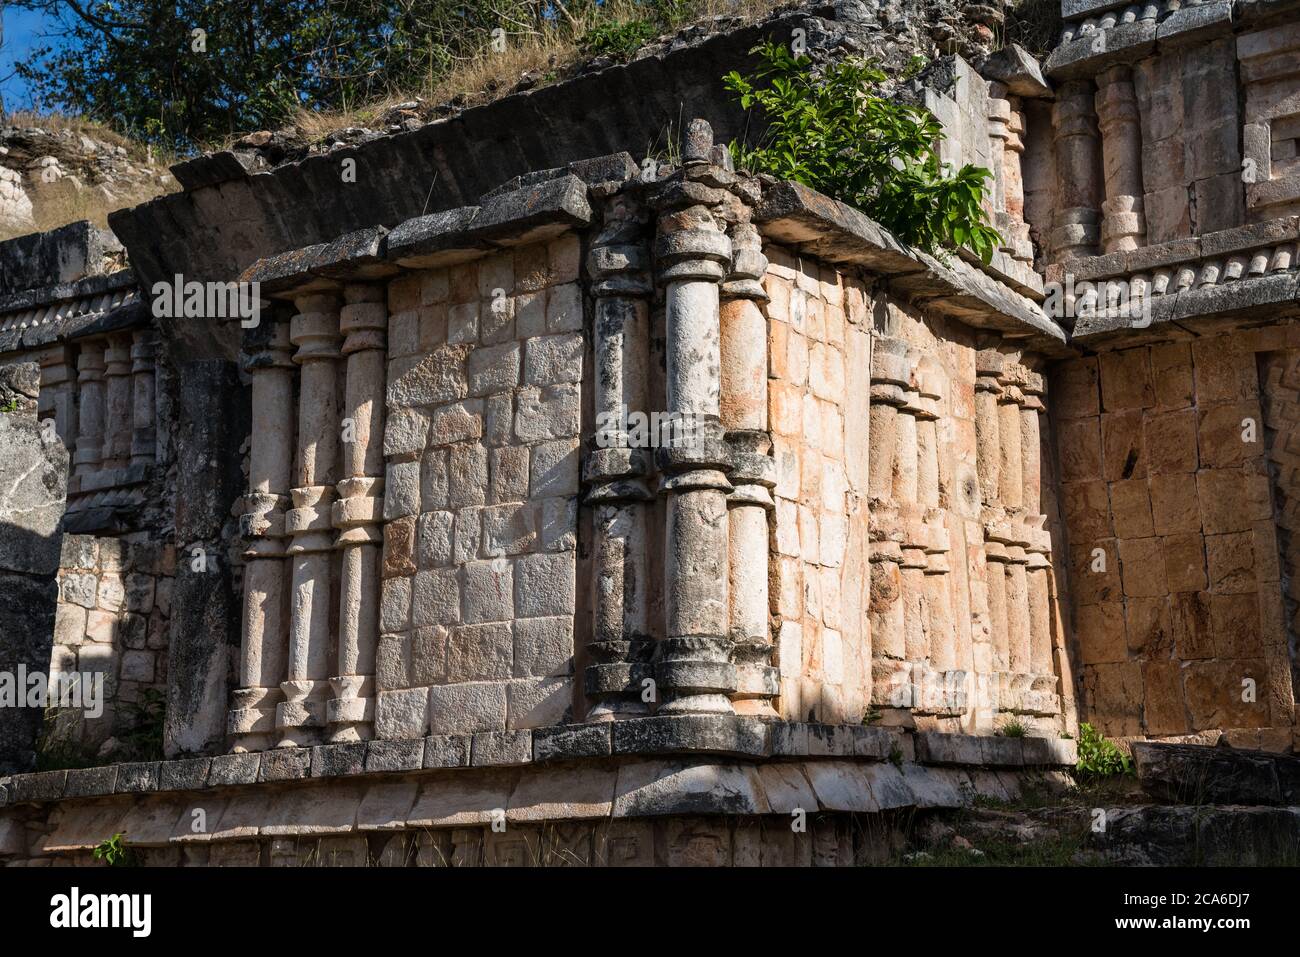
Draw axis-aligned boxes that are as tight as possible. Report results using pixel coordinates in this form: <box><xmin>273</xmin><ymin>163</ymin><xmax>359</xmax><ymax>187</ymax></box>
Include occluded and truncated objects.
<box><xmin>230</xmin><ymin>285</ymin><xmax>387</xmax><ymax>750</ymax></box>
<box><xmin>581</xmin><ymin>120</ymin><xmax>778</xmax><ymax>721</ymax></box>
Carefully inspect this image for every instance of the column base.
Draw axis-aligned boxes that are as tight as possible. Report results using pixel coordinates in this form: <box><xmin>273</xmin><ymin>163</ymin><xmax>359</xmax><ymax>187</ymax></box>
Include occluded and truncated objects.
<box><xmin>583</xmin><ymin>645</ymin><xmax>652</xmax><ymax>721</ymax></box>
<box><xmin>228</xmin><ymin>686</ymin><xmax>282</xmax><ymax>752</ymax></box>
<box><xmin>276</xmin><ymin>679</ymin><xmax>329</xmax><ymax>748</ymax></box>
<box><xmin>655</xmin><ymin>637</ymin><xmax>737</xmax><ymax>715</ymax></box>
<box><xmin>327</xmin><ymin>675</ymin><xmax>375</xmax><ymax>743</ymax></box>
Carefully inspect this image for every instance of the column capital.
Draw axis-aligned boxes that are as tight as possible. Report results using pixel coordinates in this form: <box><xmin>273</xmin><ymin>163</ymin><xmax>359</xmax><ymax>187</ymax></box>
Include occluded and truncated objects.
<box><xmin>291</xmin><ymin>294</ymin><xmax>343</xmax><ymax>364</ymax></box>
<box><xmin>722</xmin><ymin>220</ymin><xmax>768</xmax><ymax>301</ymax></box>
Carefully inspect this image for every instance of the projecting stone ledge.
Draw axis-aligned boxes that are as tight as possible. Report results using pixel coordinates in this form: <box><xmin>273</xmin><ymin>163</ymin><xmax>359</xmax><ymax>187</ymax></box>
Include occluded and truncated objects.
<box><xmin>240</xmin><ymin>174</ymin><xmax>594</xmax><ymax>297</ymax></box>
<box><xmin>0</xmin><ymin>719</ymin><xmax>1078</xmax><ymax>808</ymax></box>
<box><xmin>754</xmin><ymin>180</ymin><xmax>1070</xmax><ymax>355</ymax></box>
<box><xmin>0</xmin><ymin>757</ymin><xmax>1076</xmax><ymax>854</ymax></box>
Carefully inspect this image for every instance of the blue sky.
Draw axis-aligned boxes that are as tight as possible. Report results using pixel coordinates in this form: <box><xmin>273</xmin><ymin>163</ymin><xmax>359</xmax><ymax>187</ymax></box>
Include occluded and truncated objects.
<box><xmin>1</xmin><ymin>6</ymin><xmax>68</xmax><ymax>112</ymax></box>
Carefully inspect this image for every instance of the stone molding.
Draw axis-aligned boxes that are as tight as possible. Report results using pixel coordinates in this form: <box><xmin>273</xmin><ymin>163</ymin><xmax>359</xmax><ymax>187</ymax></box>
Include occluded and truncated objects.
<box><xmin>0</xmin><ymin>721</ymin><xmax>1079</xmax><ymax>813</ymax></box>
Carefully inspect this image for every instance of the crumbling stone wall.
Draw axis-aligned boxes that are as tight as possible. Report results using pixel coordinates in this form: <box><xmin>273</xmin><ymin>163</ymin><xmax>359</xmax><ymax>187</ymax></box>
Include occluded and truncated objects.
<box><xmin>0</xmin><ymin>365</ymin><xmax>68</xmax><ymax>774</ymax></box>
<box><xmin>47</xmin><ymin>534</ymin><xmax>173</xmax><ymax>755</ymax></box>
<box><xmin>1054</xmin><ymin>328</ymin><xmax>1300</xmax><ymax>749</ymax></box>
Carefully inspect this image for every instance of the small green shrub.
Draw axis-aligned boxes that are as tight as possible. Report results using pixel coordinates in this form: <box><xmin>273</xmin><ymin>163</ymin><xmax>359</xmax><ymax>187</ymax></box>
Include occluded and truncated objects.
<box><xmin>1075</xmin><ymin>722</ymin><xmax>1132</xmax><ymax>779</ymax></box>
<box><xmin>119</xmin><ymin>687</ymin><xmax>167</xmax><ymax>762</ymax></box>
<box><xmin>0</xmin><ymin>398</ymin><xmax>21</xmax><ymax>413</ymax></box>
<box><xmin>724</xmin><ymin>41</ymin><xmax>1002</xmax><ymax>262</ymax></box>
<box><xmin>93</xmin><ymin>833</ymin><xmax>136</xmax><ymax>867</ymax></box>
<box><xmin>579</xmin><ymin>19</ymin><xmax>659</xmax><ymax>61</ymax></box>
<box><xmin>997</xmin><ymin>719</ymin><xmax>1028</xmax><ymax>738</ymax></box>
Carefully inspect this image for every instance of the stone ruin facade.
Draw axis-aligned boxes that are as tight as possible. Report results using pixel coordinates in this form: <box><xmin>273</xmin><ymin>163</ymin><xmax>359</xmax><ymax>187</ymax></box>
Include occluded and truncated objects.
<box><xmin>0</xmin><ymin>0</ymin><xmax>1297</xmax><ymax>866</ymax></box>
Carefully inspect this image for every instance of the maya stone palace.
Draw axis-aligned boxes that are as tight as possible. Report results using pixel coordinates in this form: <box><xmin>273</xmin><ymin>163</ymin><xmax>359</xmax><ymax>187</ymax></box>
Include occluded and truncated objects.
<box><xmin>1</xmin><ymin>0</ymin><xmax>1298</xmax><ymax>866</ymax></box>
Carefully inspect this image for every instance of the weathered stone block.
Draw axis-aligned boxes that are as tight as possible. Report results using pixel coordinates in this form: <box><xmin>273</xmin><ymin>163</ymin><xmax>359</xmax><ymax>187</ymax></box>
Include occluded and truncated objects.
<box><xmin>374</xmin><ymin>687</ymin><xmax>431</xmax><ymax>739</ymax></box>
<box><xmin>466</xmin><ymin>341</ymin><xmax>521</xmax><ymax>396</ymax></box>
<box><xmin>208</xmin><ymin>752</ymin><xmax>261</xmax><ymax>787</ymax></box>
<box><xmin>460</xmin><ymin>559</ymin><xmax>514</xmax><ymax>623</ymax></box>
<box><xmin>447</xmin><ymin>622</ymin><xmax>514</xmax><ymax>681</ymax></box>
<box><xmin>310</xmin><ymin>742</ymin><xmax>367</xmax><ymax>778</ymax></box>
<box><xmin>365</xmin><ymin>738</ymin><xmax>424</xmax><ymax>772</ymax></box>
<box><xmin>412</xmin><ymin>567</ymin><xmax>460</xmax><ymax>626</ymax></box>
<box><xmin>258</xmin><ymin>749</ymin><xmax>311</xmax><ymax>782</ymax></box>
<box><xmin>428</xmin><ymin>681</ymin><xmax>507</xmax><ymax>734</ymax></box>
<box><xmin>471</xmin><ymin>729</ymin><xmax>532</xmax><ymax>766</ymax></box>
<box><xmin>533</xmin><ymin>723</ymin><xmax>611</xmax><ymax>761</ymax></box>
<box><xmin>529</xmin><ymin>438</ymin><xmax>579</xmax><ymax>498</ymax></box>
<box><xmin>512</xmin><ymin>616</ymin><xmax>574</xmax><ymax>677</ymax></box>
<box><xmin>423</xmin><ymin>734</ymin><xmax>472</xmax><ymax>768</ymax></box>
<box><xmin>506</xmin><ymin>676</ymin><xmax>571</xmax><ymax>728</ymax></box>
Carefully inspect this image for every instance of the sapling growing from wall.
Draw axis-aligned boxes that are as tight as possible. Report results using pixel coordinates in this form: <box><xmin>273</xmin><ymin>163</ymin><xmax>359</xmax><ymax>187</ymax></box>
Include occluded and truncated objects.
<box><xmin>724</xmin><ymin>41</ymin><xmax>1003</xmax><ymax>262</ymax></box>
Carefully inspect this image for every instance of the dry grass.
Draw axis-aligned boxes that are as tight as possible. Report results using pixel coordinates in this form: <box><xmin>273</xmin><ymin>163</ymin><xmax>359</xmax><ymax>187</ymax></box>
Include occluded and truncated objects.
<box><xmin>3</xmin><ymin>109</ymin><xmax>181</xmax><ymax>167</ymax></box>
<box><xmin>283</xmin><ymin>0</ymin><xmax>788</xmax><ymax>147</ymax></box>
<box><xmin>0</xmin><ymin>107</ymin><xmax>179</xmax><ymax>241</ymax></box>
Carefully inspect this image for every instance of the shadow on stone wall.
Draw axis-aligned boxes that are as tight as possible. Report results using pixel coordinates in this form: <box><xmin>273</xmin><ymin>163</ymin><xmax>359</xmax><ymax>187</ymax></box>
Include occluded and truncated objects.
<box><xmin>0</xmin><ymin>398</ymin><xmax>70</xmax><ymax>774</ymax></box>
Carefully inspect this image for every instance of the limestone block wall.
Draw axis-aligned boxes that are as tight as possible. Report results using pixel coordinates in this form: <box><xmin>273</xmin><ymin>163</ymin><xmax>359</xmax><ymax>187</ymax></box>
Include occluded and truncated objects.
<box><xmin>48</xmin><ymin>533</ymin><xmax>173</xmax><ymax>752</ymax></box>
<box><xmin>763</xmin><ymin>247</ymin><xmax>1075</xmax><ymax>736</ymax></box>
<box><xmin>1132</xmin><ymin>37</ymin><xmax>1243</xmax><ymax>242</ymax></box>
<box><xmin>374</xmin><ymin>238</ymin><xmax>583</xmax><ymax>740</ymax></box>
<box><xmin>1054</xmin><ymin>328</ymin><xmax>1300</xmax><ymax>749</ymax></box>
<box><xmin>763</xmin><ymin>248</ymin><xmax>870</xmax><ymax>724</ymax></box>
<box><xmin>1240</xmin><ymin>21</ymin><xmax>1300</xmax><ymax>220</ymax></box>
<box><xmin>1033</xmin><ymin>8</ymin><xmax>1300</xmax><ymax>263</ymax></box>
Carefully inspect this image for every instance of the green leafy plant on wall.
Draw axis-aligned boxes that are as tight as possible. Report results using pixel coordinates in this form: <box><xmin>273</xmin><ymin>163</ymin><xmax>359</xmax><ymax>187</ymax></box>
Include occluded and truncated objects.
<box><xmin>1075</xmin><ymin>722</ymin><xmax>1133</xmax><ymax>779</ymax></box>
<box><xmin>119</xmin><ymin>687</ymin><xmax>167</xmax><ymax>762</ymax></box>
<box><xmin>93</xmin><ymin>833</ymin><xmax>137</xmax><ymax>867</ymax></box>
<box><xmin>724</xmin><ymin>41</ymin><xmax>1003</xmax><ymax>263</ymax></box>
<box><xmin>578</xmin><ymin>18</ymin><xmax>660</xmax><ymax>61</ymax></box>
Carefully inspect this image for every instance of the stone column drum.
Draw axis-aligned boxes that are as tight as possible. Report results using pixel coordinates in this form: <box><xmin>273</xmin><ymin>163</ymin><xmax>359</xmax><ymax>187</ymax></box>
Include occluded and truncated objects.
<box><xmin>1051</xmin><ymin>79</ymin><xmax>1103</xmax><ymax>261</ymax></box>
<box><xmin>329</xmin><ymin>284</ymin><xmax>387</xmax><ymax>743</ymax></box>
<box><xmin>584</xmin><ymin>196</ymin><xmax>655</xmax><ymax>720</ymax></box>
<box><xmin>130</xmin><ymin>330</ymin><xmax>157</xmax><ymax>468</ymax></box>
<box><xmin>101</xmin><ymin>333</ymin><xmax>133</xmax><ymax>470</ymax></box>
<box><xmin>652</xmin><ymin>119</ymin><xmax>736</xmax><ymax>715</ymax></box>
<box><xmin>73</xmin><ymin>339</ymin><xmax>106</xmax><ymax>484</ymax></box>
<box><xmin>230</xmin><ymin>320</ymin><xmax>296</xmax><ymax>751</ymax></box>
<box><xmin>1095</xmin><ymin>65</ymin><xmax>1147</xmax><ymax>254</ymax></box>
<box><xmin>721</xmin><ymin>220</ymin><xmax>778</xmax><ymax>716</ymax></box>
<box><xmin>279</xmin><ymin>293</ymin><xmax>343</xmax><ymax>747</ymax></box>
<box><xmin>37</xmin><ymin>346</ymin><xmax>78</xmax><ymax>457</ymax></box>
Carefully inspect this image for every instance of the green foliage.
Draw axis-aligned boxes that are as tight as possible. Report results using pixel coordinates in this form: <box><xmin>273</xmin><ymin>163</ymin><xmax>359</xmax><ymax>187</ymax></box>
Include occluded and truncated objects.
<box><xmin>10</xmin><ymin>0</ymin><xmax>573</xmax><ymax>151</ymax></box>
<box><xmin>724</xmin><ymin>41</ymin><xmax>1002</xmax><ymax>262</ymax></box>
<box><xmin>119</xmin><ymin>687</ymin><xmax>166</xmax><ymax>762</ymax></box>
<box><xmin>0</xmin><ymin>398</ymin><xmax>21</xmax><ymax>413</ymax></box>
<box><xmin>1075</xmin><ymin>722</ymin><xmax>1133</xmax><ymax>780</ymax></box>
<box><xmin>8</xmin><ymin>0</ymin><xmax>711</xmax><ymax>152</ymax></box>
<box><xmin>93</xmin><ymin>833</ymin><xmax>136</xmax><ymax>867</ymax></box>
<box><xmin>997</xmin><ymin>719</ymin><xmax>1029</xmax><ymax>738</ymax></box>
<box><xmin>579</xmin><ymin>18</ymin><xmax>659</xmax><ymax>60</ymax></box>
